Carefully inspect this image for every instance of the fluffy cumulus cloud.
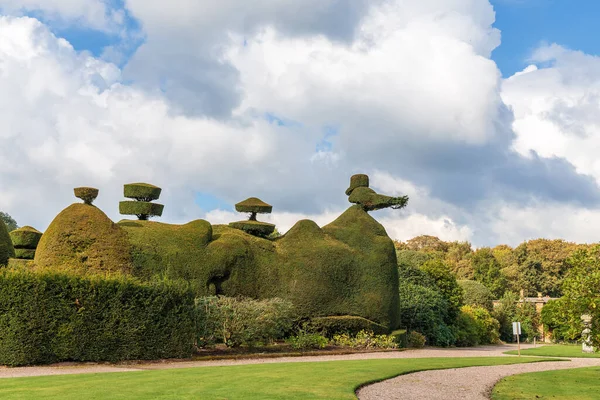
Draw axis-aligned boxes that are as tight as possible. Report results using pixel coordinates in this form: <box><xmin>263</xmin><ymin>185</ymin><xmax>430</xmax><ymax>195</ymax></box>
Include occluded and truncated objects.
<box><xmin>2</xmin><ymin>1</ymin><xmax>600</xmax><ymax>247</ymax></box>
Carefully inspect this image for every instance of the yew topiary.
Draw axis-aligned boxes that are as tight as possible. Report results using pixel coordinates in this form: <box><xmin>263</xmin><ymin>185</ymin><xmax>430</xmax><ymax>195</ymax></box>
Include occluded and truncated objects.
<box><xmin>74</xmin><ymin>187</ymin><xmax>99</xmax><ymax>205</ymax></box>
<box><xmin>229</xmin><ymin>197</ymin><xmax>275</xmax><ymax>237</ymax></box>
<box><xmin>345</xmin><ymin>174</ymin><xmax>408</xmax><ymax>211</ymax></box>
<box><xmin>0</xmin><ymin>219</ymin><xmax>14</xmax><ymax>266</ymax></box>
<box><xmin>119</xmin><ymin>183</ymin><xmax>164</xmax><ymax>220</ymax></box>
<box><xmin>9</xmin><ymin>226</ymin><xmax>42</xmax><ymax>260</ymax></box>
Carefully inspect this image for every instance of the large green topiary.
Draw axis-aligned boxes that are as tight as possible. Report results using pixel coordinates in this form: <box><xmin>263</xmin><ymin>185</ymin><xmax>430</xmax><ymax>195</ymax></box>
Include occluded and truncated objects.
<box><xmin>229</xmin><ymin>197</ymin><xmax>275</xmax><ymax>237</ymax></box>
<box><xmin>74</xmin><ymin>187</ymin><xmax>99</xmax><ymax>205</ymax></box>
<box><xmin>120</xmin><ymin>183</ymin><xmax>164</xmax><ymax>220</ymax></box>
<box><xmin>34</xmin><ymin>203</ymin><xmax>132</xmax><ymax>274</ymax></box>
<box><xmin>0</xmin><ymin>219</ymin><xmax>14</xmax><ymax>266</ymax></box>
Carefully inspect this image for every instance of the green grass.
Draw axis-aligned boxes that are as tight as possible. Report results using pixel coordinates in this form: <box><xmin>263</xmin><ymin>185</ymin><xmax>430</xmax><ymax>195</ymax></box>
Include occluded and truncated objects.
<box><xmin>0</xmin><ymin>357</ymin><xmax>555</xmax><ymax>400</ymax></box>
<box><xmin>492</xmin><ymin>366</ymin><xmax>600</xmax><ymax>400</ymax></box>
<box><xmin>505</xmin><ymin>344</ymin><xmax>600</xmax><ymax>358</ymax></box>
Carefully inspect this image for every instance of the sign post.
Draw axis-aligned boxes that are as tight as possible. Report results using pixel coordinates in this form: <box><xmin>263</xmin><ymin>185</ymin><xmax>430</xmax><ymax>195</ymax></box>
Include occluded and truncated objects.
<box><xmin>512</xmin><ymin>322</ymin><xmax>522</xmax><ymax>357</ymax></box>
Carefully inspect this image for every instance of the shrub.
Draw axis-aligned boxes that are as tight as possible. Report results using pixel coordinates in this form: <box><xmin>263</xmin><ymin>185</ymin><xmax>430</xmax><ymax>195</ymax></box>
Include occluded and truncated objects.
<box><xmin>0</xmin><ymin>219</ymin><xmax>15</xmax><ymax>266</ymax></box>
<box><xmin>461</xmin><ymin>305</ymin><xmax>500</xmax><ymax>345</ymax></box>
<box><xmin>304</xmin><ymin>316</ymin><xmax>388</xmax><ymax>338</ymax></box>
<box><xmin>459</xmin><ymin>280</ymin><xmax>494</xmax><ymax>311</ymax></box>
<box><xmin>0</xmin><ymin>269</ymin><xmax>195</xmax><ymax>366</ymax></box>
<box><xmin>195</xmin><ymin>296</ymin><xmax>296</xmax><ymax>348</ymax></box>
<box><xmin>332</xmin><ymin>330</ymin><xmax>397</xmax><ymax>349</ymax></box>
<box><xmin>406</xmin><ymin>331</ymin><xmax>426</xmax><ymax>348</ymax></box>
<box><xmin>73</xmin><ymin>187</ymin><xmax>99</xmax><ymax>205</ymax></box>
<box><xmin>398</xmin><ymin>282</ymin><xmax>449</xmax><ymax>345</ymax></box>
<box><xmin>287</xmin><ymin>331</ymin><xmax>329</xmax><ymax>350</ymax></box>
<box><xmin>120</xmin><ymin>183</ymin><xmax>164</xmax><ymax>220</ymax></box>
<box><xmin>541</xmin><ymin>298</ymin><xmax>578</xmax><ymax>342</ymax></box>
<box><xmin>453</xmin><ymin>310</ymin><xmax>480</xmax><ymax>347</ymax></box>
<box><xmin>390</xmin><ymin>329</ymin><xmax>407</xmax><ymax>347</ymax></box>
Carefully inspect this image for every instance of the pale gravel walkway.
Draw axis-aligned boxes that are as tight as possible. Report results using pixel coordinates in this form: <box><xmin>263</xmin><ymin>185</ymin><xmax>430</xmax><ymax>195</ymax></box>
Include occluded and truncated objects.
<box><xmin>357</xmin><ymin>348</ymin><xmax>600</xmax><ymax>400</ymax></box>
<box><xmin>0</xmin><ymin>344</ymin><xmax>533</xmax><ymax>379</ymax></box>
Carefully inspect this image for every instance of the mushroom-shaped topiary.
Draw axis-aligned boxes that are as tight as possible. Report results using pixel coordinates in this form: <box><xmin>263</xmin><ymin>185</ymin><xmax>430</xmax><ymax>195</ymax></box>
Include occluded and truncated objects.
<box><xmin>119</xmin><ymin>183</ymin><xmax>164</xmax><ymax>221</ymax></box>
<box><xmin>229</xmin><ymin>197</ymin><xmax>275</xmax><ymax>237</ymax></box>
<box><xmin>74</xmin><ymin>187</ymin><xmax>99</xmax><ymax>205</ymax></box>
<box><xmin>9</xmin><ymin>226</ymin><xmax>42</xmax><ymax>260</ymax></box>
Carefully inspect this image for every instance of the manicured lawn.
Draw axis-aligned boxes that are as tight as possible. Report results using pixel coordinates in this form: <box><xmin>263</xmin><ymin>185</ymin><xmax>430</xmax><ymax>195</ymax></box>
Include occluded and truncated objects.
<box><xmin>505</xmin><ymin>344</ymin><xmax>600</xmax><ymax>358</ymax></box>
<box><xmin>0</xmin><ymin>357</ymin><xmax>554</xmax><ymax>400</ymax></box>
<box><xmin>492</xmin><ymin>366</ymin><xmax>600</xmax><ymax>400</ymax></box>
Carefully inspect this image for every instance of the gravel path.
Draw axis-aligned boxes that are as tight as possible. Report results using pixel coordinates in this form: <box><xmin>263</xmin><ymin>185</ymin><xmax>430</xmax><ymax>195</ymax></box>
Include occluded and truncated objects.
<box><xmin>357</xmin><ymin>349</ymin><xmax>600</xmax><ymax>400</ymax></box>
<box><xmin>0</xmin><ymin>344</ymin><xmax>533</xmax><ymax>379</ymax></box>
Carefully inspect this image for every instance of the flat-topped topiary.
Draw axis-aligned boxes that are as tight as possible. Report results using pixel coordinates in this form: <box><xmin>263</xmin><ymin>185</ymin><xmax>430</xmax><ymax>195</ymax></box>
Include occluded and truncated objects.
<box><xmin>9</xmin><ymin>226</ymin><xmax>42</xmax><ymax>260</ymax></box>
<box><xmin>229</xmin><ymin>220</ymin><xmax>276</xmax><ymax>237</ymax></box>
<box><xmin>74</xmin><ymin>187</ymin><xmax>99</xmax><ymax>205</ymax></box>
<box><xmin>119</xmin><ymin>182</ymin><xmax>164</xmax><ymax>220</ymax></box>
<box><xmin>124</xmin><ymin>183</ymin><xmax>162</xmax><ymax>202</ymax></box>
<box><xmin>0</xmin><ymin>219</ymin><xmax>14</xmax><ymax>266</ymax></box>
<box><xmin>9</xmin><ymin>226</ymin><xmax>42</xmax><ymax>249</ymax></box>
<box><xmin>229</xmin><ymin>197</ymin><xmax>275</xmax><ymax>237</ymax></box>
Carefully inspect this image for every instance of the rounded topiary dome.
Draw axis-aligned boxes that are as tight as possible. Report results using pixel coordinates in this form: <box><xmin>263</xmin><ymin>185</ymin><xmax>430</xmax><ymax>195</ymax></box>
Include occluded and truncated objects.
<box><xmin>0</xmin><ymin>219</ymin><xmax>15</xmax><ymax>265</ymax></box>
<box><xmin>235</xmin><ymin>198</ymin><xmax>273</xmax><ymax>214</ymax></box>
<box><xmin>35</xmin><ymin>203</ymin><xmax>132</xmax><ymax>274</ymax></box>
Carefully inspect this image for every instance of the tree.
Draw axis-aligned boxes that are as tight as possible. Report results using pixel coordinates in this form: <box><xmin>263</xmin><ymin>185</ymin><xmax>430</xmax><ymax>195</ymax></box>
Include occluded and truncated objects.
<box><xmin>459</xmin><ymin>280</ymin><xmax>494</xmax><ymax>311</ymax></box>
<box><xmin>445</xmin><ymin>241</ymin><xmax>474</xmax><ymax>279</ymax></box>
<box><xmin>420</xmin><ymin>258</ymin><xmax>464</xmax><ymax>323</ymax></box>
<box><xmin>0</xmin><ymin>212</ymin><xmax>17</xmax><ymax>232</ymax></box>
<box><xmin>471</xmin><ymin>248</ymin><xmax>507</xmax><ymax>298</ymax></box>
<box><xmin>404</xmin><ymin>235</ymin><xmax>449</xmax><ymax>253</ymax></box>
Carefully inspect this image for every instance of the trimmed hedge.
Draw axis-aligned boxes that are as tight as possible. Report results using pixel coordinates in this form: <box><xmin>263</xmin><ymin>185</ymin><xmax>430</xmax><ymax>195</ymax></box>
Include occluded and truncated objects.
<box><xmin>14</xmin><ymin>248</ymin><xmax>36</xmax><ymax>259</ymax></box>
<box><xmin>9</xmin><ymin>226</ymin><xmax>42</xmax><ymax>249</ymax></box>
<box><xmin>305</xmin><ymin>316</ymin><xmax>388</xmax><ymax>337</ymax></box>
<box><xmin>228</xmin><ymin>220</ymin><xmax>276</xmax><ymax>237</ymax></box>
<box><xmin>0</xmin><ymin>219</ymin><xmax>14</xmax><ymax>266</ymax></box>
<box><xmin>74</xmin><ymin>187</ymin><xmax>99</xmax><ymax>205</ymax></box>
<box><xmin>119</xmin><ymin>201</ymin><xmax>164</xmax><ymax>219</ymax></box>
<box><xmin>124</xmin><ymin>183</ymin><xmax>162</xmax><ymax>201</ymax></box>
<box><xmin>235</xmin><ymin>197</ymin><xmax>272</xmax><ymax>214</ymax></box>
<box><xmin>0</xmin><ymin>270</ymin><xmax>195</xmax><ymax>366</ymax></box>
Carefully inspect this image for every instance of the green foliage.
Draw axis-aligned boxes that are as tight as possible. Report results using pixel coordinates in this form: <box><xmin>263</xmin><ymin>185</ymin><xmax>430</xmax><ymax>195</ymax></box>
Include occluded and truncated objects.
<box><xmin>0</xmin><ymin>218</ymin><xmax>15</xmax><ymax>266</ymax></box>
<box><xmin>331</xmin><ymin>330</ymin><xmax>397</xmax><ymax>349</ymax></box>
<box><xmin>471</xmin><ymin>247</ymin><xmax>507</xmax><ymax>298</ymax></box>
<box><xmin>73</xmin><ymin>187</ymin><xmax>99</xmax><ymax>205</ymax></box>
<box><xmin>228</xmin><ymin>220</ymin><xmax>276</xmax><ymax>237</ymax></box>
<box><xmin>34</xmin><ymin>204</ymin><xmax>132</xmax><ymax>274</ymax></box>
<box><xmin>459</xmin><ymin>280</ymin><xmax>494</xmax><ymax>311</ymax></box>
<box><xmin>492</xmin><ymin>291</ymin><xmax>540</xmax><ymax>342</ymax></box>
<box><xmin>555</xmin><ymin>245</ymin><xmax>600</xmax><ymax>347</ymax></box>
<box><xmin>400</xmin><ymin>235</ymin><xmax>450</xmax><ymax>252</ymax></box>
<box><xmin>453</xmin><ymin>309</ymin><xmax>480</xmax><ymax>347</ymax></box>
<box><xmin>420</xmin><ymin>258</ymin><xmax>464</xmax><ymax>322</ymax></box>
<box><xmin>195</xmin><ymin>296</ymin><xmax>296</xmax><ymax>348</ymax></box>
<box><xmin>14</xmin><ymin>248</ymin><xmax>36</xmax><ymax>259</ymax></box>
<box><xmin>348</xmin><ymin>187</ymin><xmax>408</xmax><ymax>211</ymax></box>
<box><xmin>541</xmin><ymin>298</ymin><xmax>579</xmax><ymax>342</ymax></box>
<box><xmin>304</xmin><ymin>316</ymin><xmax>388</xmax><ymax>337</ymax></box>
<box><xmin>287</xmin><ymin>331</ymin><xmax>329</xmax><ymax>350</ymax></box>
<box><xmin>123</xmin><ymin>183</ymin><xmax>162</xmax><ymax>202</ymax></box>
<box><xmin>396</xmin><ymin>250</ymin><xmax>437</xmax><ymax>276</ymax></box>
<box><xmin>398</xmin><ymin>281</ymin><xmax>449</xmax><ymax>345</ymax></box>
<box><xmin>406</xmin><ymin>331</ymin><xmax>426</xmax><ymax>348</ymax></box>
<box><xmin>0</xmin><ymin>211</ymin><xmax>17</xmax><ymax>233</ymax></box>
<box><xmin>0</xmin><ymin>269</ymin><xmax>195</xmax><ymax>366</ymax></box>
<box><xmin>235</xmin><ymin>197</ymin><xmax>273</xmax><ymax>214</ymax></box>
<box><xmin>345</xmin><ymin>173</ymin><xmax>369</xmax><ymax>195</ymax></box>
<box><xmin>119</xmin><ymin>201</ymin><xmax>164</xmax><ymax>220</ymax></box>
<box><xmin>460</xmin><ymin>305</ymin><xmax>500</xmax><ymax>345</ymax></box>
<box><xmin>9</xmin><ymin>226</ymin><xmax>42</xmax><ymax>249</ymax></box>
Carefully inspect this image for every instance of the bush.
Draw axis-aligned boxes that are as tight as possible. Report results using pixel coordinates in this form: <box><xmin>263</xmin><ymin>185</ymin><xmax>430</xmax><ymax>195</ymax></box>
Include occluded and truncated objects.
<box><xmin>0</xmin><ymin>219</ymin><xmax>14</xmax><ymax>266</ymax></box>
<box><xmin>453</xmin><ymin>310</ymin><xmax>480</xmax><ymax>347</ymax></box>
<box><xmin>398</xmin><ymin>282</ymin><xmax>449</xmax><ymax>345</ymax></box>
<box><xmin>332</xmin><ymin>330</ymin><xmax>397</xmax><ymax>349</ymax></box>
<box><xmin>541</xmin><ymin>298</ymin><xmax>578</xmax><ymax>342</ymax></box>
<box><xmin>287</xmin><ymin>331</ymin><xmax>329</xmax><ymax>350</ymax></box>
<box><xmin>0</xmin><ymin>270</ymin><xmax>195</xmax><ymax>366</ymax></box>
<box><xmin>461</xmin><ymin>305</ymin><xmax>500</xmax><ymax>345</ymax></box>
<box><xmin>195</xmin><ymin>296</ymin><xmax>296</xmax><ymax>348</ymax></box>
<box><xmin>304</xmin><ymin>316</ymin><xmax>388</xmax><ymax>338</ymax></box>
<box><xmin>406</xmin><ymin>331</ymin><xmax>426</xmax><ymax>348</ymax></box>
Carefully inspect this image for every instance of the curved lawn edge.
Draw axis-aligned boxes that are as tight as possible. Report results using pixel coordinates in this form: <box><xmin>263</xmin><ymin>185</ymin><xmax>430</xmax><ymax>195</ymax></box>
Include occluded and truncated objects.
<box><xmin>492</xmin><ymin>365</ymin><xmax>600</xmax><ymax>400</ymax></box>
<box><xmin>0</xmin><ymin>357</ymin><xmax>560</xmax><ymax>400</ymax></box>
<box><xmin>504</xmin><ymin>344</ymin><xmax>600</xmax><ymax>358</ymax></box>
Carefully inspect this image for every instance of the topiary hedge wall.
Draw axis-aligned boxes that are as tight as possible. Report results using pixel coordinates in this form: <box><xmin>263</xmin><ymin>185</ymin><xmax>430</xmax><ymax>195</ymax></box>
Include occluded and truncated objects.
<box><xmin>0</xmin><ymin>270</ymin><xmax>195</xmax><ymax>366</ymax></box>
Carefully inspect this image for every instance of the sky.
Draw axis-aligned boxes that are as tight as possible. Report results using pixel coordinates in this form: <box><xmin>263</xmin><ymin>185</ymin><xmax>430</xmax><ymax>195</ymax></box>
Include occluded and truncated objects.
<box><xmin>1</xmin><ymin>0</ymin><xmax>600</xmax><ymax>248</ymax></box>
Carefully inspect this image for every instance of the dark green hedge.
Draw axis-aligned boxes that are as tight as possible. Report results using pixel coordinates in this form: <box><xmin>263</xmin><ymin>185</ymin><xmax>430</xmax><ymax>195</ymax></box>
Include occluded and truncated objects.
<box><xmin>305</xmin><ymin>316</ymin><xmax>388</xmax><ymax>337</ymax></box>
<box><xmin>119</xmin><ymin>201</ymin><xmax>164</xmax><ymax>218</ymax></box>
<box><xmin>0</xmin><ymin>219</ymin><xmax>14</xmax><ymax>266</ymax></box>
<box><xmin>0</xmin><ymin>270</ymin><xmax>195</xmax><ymax>366</ymax></box>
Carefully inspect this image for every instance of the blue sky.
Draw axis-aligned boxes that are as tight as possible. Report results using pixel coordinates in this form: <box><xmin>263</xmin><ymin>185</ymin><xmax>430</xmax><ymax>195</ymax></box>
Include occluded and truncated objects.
<box><xmin>490</xmin><ymin>0</ymin><xmax>600</xmax><ymax>76</ymax></box>
<box><xmin>44</xmin><ymin>1</ymin><xmax>600</xmax><ymax>77</ymax></box>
